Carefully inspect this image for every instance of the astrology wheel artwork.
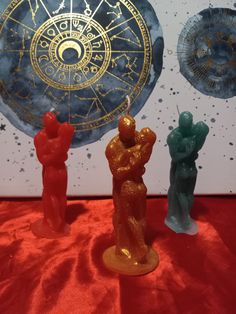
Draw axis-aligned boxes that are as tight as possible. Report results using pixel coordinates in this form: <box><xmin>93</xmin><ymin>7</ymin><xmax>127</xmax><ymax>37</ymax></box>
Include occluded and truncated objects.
<box><xmin>0</xmin><ymin>0</ymin><xmax>164</xmax><ymax>147</ymax></box>
<box><xmin>178</xmin><ymin>8</ymin><xmax>236</xmax><ymax>99</ymax></box>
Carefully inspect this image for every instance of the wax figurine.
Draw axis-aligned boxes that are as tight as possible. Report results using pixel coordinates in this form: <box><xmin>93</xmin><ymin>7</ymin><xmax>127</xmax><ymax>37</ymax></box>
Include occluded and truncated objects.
<box><xmin>31</xmin><ymin>112</ymin><xmax>74</xmax><ymax>238</ymax></box>
<box><xmin>165</xmin><ymin>111</ymin><xmax>209</xmax><ymax>235</ymax></box>
<box><xmin>103</xmin><ymin>114</ymin><xmax>159</xmax><ymax>275</ymax></box>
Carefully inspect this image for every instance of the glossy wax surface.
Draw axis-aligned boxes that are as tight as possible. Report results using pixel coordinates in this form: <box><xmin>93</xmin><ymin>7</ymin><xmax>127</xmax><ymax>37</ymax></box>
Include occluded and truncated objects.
<box><xmin>104</xmin><ymin>115</ymin><xmax>158</xmax><ymax>274</ymax></box>
<box><xmin>32</xmin><ymin>112</ymin><xmax>74</xmax><ymax>238</ymax></box>
<box><xmin>166</xmin><ymin>112</ymin><xmax>209</xmax><ymax>235</ymax></box>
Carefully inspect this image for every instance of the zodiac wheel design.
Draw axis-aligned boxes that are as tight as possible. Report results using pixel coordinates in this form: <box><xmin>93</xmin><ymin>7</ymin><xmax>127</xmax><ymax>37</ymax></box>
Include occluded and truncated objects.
<box><xmin>30</xmin><ymin>13</ymin><xmax>111</xmax><ymax>90</ymax></box>
<box><xmin>0</xmin><ymin>0</ymin><xmax>164</xmax><ymax>146</ymax></box>
<box><xmin>178</xmin><ymin>8</ymin><xmax>236</xmax><ymax>99</ymax></box>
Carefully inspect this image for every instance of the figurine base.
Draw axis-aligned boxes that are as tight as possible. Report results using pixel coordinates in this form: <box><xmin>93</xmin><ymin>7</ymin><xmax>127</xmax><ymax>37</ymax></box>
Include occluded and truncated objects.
<box><xmin>165</xmin><ymin>216</ymin><xmax>198</xmax><ymax>235</ymax></box>
<box><xmin>103</xmin><ymin>245</ymin><xmax>159</xmax><ymax>276</ymax></box>
<box><xmin>31</xmin><ymin>219</ymin><xmax>70</xmax><ymax>239</ymax></box>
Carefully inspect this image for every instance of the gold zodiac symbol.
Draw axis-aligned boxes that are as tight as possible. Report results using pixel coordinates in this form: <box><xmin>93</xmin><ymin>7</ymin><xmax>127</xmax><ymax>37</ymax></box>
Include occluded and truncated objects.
<box><xmin>112</xmin><ymin>54</ymin><xmax>139</xmax><ymax>81</ymax></box>
<box><xmin>83</xmin><ymin>0</ymin><xmax>92</xmax><ymax>16</ymax></box>
<box><xmin>92</xmin><ymin>40</ymin><xmax>103</xmax><ymax>49</ymax></box>
<box><xmin>47</xmin><ymin>90</ymin><xmax>69</xmax><ymax>105</ymax></box>
<box><xmin>53</xmin><ymin>0</ymin><xmax>65</xmax><ymax>15</ymax></box>
<box><xmin>72</xmin><ymin>95</ymin><xmax>100</xmax><ymax>119</ymax></box>
<box><xmin>104</xmin><ymin>0</ymin><xmax>122</xmax><ymax>30</ymax></box>
<box><xmin>91</xmin><ymin>66</ymin><xmax>98</xmax><ymax>73</ymax></box>
<box><xmin>73</xmin><ymin>73</ymin><xmax>82</xmax><ymax>83</ymax></box>
<box><xmin>38</xmin><ymin>54</ymin><xmax>49</xmax><ymax>64</ymax></box>
<box><xmin>87</xmin><ymin>33</ymin><xmax>96</xmax><ymax>40</ymax></box>
<box><xmin>45</xmin><ymin>66</ymin><xmax>55</xmax><ymax>76</ymax></box>
<box><xmin>60</xmin><ymin>21</ymin><xmax>68</xmax><ymax>31</ymax></box>
<box><xmin>58</xmin><ymin>41</ymin><xmax>82</xmax><ymax>61</ymax></box>
<box><xmin>47</xmin><ymin>28</ymin><xmax>56</xmax><ymax>37</ymax></box>
<box><xmin>92</xmin><ymin>54</ymin><xmax>103</xmax><ymax>62</ymax></box>
<box><xmin>95</xmin><ymin>84</ymin><xmax>129</xmax><ymax>97</ymax></box>
<box><xmin>27</xmin><ymin>0</ymin><xmax>39</xmax><ymax>27</ymax></box>
<box><xmin>111</xmin><ymin>27</ymin><xmax>141</xmax><ymax>47</ymax></box>
<box><xmin>86</xmin><ymin>25</ymin><xmax>93</xmax><ymax>33</ymax></box>
<box><xmin>58</xmin><ymin>72</ymin><xmax>67</xmax><ymax>82</ymax></box>
<box><xmin>16</xmin><ymin>29</ymin><xmax>26</xmax><ymax>72</ymax></box>
<box><xmin>39</xmin><ymin>40</ymin><xmax>49</xmax><ymax>49</ymax></box>
<box><xmin>73</xmin><ymin>20</ymin><xmax>84</xmax><ymax>32</ymax></box>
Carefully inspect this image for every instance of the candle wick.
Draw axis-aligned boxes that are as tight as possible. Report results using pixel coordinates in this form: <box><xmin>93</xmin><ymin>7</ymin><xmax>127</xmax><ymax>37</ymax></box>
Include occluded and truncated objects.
<box><xmin>176</xmin><ymin>105</ymin><xmax>180</xmax><ymax>116</ymax></box>
<box><xmin>126</xmin><ymin>95</ymin><xmax>132</xmax><ymax>115</ymax></box>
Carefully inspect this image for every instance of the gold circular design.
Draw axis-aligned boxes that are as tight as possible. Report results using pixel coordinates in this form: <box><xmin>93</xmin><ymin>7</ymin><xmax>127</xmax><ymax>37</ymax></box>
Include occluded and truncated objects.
<box><xmin>58</xmin><ymin>41</ymin><xmax>82</xmax><ymax>61</ymax></box>
<box><xmin>30</xmin><ymin>13</ymin><xmax>111</xmax><ymax>91</ymax></box>
<box><xmin>49</xmin><ymin>31</ymin><xmax>93</xmax><ymax>72</ymax></box>
<box><xmin>0</xmin><ymin>0</ymin><xmax>159</xmax><ymax>137</ymax></box>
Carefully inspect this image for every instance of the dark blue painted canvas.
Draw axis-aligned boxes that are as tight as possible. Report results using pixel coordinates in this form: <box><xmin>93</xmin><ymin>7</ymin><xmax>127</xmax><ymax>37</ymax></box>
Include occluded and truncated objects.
<box><xmin>0</xmin><ymin>0</ymin><xmax>164</xmax><ymax>147</ymax></box>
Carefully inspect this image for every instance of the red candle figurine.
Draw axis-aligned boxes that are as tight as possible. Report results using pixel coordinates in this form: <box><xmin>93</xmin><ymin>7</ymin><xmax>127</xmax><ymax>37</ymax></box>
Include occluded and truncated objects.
<box><xmin>103</xmin><ymin>98</ymin><xmax>159</xmax><ymax>275</ymax></box>
<box><xmin>31</xmin><ymin>112</ymin><xmax>74</xmax><ymax>238</ymax></box>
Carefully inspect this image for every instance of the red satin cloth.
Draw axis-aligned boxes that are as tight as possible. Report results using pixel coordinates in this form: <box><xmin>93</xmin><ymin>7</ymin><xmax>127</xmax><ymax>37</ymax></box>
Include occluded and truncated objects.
<box><xmin>0</xmin><ymin>196</ymin><xmax>236</xmax><ymax>314</ymax></box>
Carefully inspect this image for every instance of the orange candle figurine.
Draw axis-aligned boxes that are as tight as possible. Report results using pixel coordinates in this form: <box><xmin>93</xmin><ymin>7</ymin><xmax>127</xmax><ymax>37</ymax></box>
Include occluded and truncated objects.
<box><xmin>103</xmin><ymin>97</ymin><xmax>159</xmax><ymax>275</ymax></box>
<box><xmin>31</xmin><ymin>112</ymin><xmax>74</xmax><ymax>238</ymax></box>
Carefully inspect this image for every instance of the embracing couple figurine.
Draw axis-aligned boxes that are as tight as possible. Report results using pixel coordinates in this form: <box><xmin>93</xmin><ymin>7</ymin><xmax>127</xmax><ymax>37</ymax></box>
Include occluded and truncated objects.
<box><xmin>165</xmin><ymin>111</ymin><xmax>209</xmax><ymax>235</ymax></box>
<box><xmin>32</xmin><ymin>109</ymin><xmax>208</xmax><ymax>276</ymax></box>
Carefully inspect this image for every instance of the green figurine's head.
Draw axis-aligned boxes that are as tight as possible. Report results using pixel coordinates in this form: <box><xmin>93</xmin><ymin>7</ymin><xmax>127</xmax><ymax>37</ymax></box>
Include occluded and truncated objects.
<box><xmin>179</xmin><ymin>111</ymin><xmax>193</xmax><ymax>136</ymax></box>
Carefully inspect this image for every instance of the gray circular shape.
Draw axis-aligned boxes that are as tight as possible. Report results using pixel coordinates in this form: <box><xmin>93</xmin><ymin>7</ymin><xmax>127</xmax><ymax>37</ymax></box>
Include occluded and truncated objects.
<box><xmin>178</xmin><ymin>8</ymin><xmax>236</xmax><ymax>99</ymax></box>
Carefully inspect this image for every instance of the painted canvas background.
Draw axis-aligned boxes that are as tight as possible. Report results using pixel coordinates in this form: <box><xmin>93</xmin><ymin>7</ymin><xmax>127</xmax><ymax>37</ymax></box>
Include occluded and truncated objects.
<box><xmin>0</xmin><ymin>0</ymin><xmax>235</xmax><ymax>196</ymax></box>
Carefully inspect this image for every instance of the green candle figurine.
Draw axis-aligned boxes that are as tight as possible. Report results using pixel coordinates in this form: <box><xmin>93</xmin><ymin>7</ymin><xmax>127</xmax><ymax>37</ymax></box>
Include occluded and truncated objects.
<box><xmin>165</xmin><ymin>111</ymin><xmax>209</xmax><ymax>235</ymax></box>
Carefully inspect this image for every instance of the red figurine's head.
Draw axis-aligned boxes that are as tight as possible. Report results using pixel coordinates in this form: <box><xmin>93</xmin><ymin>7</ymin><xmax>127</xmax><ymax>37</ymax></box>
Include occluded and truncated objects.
<box><xmin>118</xmin><ymin>115</ymin><xmax>136</xmax><ymax>143</ymax></box>
<box><xmin>43</xmin><ymin>112</ymin><xmax>59</xmax><ymax>138</ymax></box>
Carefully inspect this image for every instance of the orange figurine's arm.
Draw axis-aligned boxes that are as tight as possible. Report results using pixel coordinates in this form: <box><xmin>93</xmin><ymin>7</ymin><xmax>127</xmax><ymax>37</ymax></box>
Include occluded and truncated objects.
<box><xmin>106</xmin><ymin>138</ymin><xmax>143</xmax><ymax>181</ymax></box>
<box><xmin>139</xmin><ymin>128</ymin><xmax>157</xmax><ymax>163</ymax></box>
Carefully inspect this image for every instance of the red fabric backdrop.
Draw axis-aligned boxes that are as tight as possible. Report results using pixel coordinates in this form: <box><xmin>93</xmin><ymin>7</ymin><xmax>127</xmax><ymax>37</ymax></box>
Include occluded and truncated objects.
<box><xmin>0</xmin><ymin>196</ymin><xmax>236</xmax><ymax>314</ymax></box>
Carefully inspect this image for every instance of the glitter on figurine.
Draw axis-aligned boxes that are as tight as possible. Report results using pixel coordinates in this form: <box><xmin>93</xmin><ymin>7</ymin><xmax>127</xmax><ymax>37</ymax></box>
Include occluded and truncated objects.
<box><xmin>103</xmin><ymin>96</ymin><xmax>159</xmax><ymax>276</ymax></box>
<box><xmin>31</xmin><ymin>112</ymin><xmax>74</xmax><ymax>238</ymax></box>
<box><xmin>165</xmin><ymin>111</ymin><xmax>209</xmax><ymax>235</ymax></box>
